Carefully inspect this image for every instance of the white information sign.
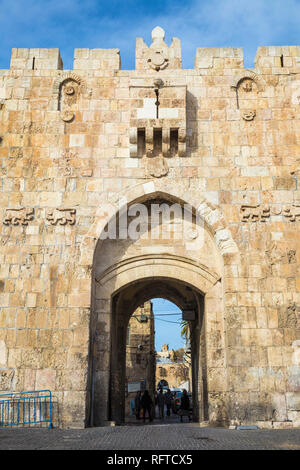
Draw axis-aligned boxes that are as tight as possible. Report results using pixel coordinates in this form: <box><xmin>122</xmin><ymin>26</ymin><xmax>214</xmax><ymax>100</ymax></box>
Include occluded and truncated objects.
<box><xmin>128</xmin><ymin>382</ymin><xmax>141</xmax><ymax>393</ymax></box>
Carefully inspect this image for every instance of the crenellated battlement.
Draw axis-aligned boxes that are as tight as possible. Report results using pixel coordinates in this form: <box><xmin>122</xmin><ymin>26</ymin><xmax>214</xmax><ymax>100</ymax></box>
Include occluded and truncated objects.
<box><xmin>10</xmin><ymin>48</ymin><xmax>63</xmax><ymax>70</ymax></box>
<box><xmin>195</xmin><ymin>47</ymin><xmax>244</xmax><ymax>69</ymax></box>
<box><xmin>7</xmin><ymin>37</ymin><xmax>300</xmax><ymax>74</ymax></box>
<box><xmin>73</xmin><ymin>48</ymin><xmax>121</xmax><ymax>71</ymax></box>
<box><xmin>255</xmin><ymin>45</ymin><xmax>300</xmax><ymax>71</ymax></box>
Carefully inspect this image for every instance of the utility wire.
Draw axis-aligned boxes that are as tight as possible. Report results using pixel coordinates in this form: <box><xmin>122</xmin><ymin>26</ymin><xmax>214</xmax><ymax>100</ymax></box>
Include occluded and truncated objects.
<box><xmin>153</xmin><ymin>313</ymin><xmax>182</xmax><ymax>316</ymax></box>
<box><xmin>154</xmin><ymin>318</ymin><xmax>182</xmax><ymax>324</ymax></box>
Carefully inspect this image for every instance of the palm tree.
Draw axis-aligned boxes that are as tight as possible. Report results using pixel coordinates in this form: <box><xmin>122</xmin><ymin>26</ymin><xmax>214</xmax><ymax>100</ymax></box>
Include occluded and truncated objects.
<box><xmin>181</xmin><ymin>320</ymin><xmax>191</xmax><ymax>365</ymax></box>
<box><xmin>180</xmin><ymin>320</ymin><xmax>189</xmax><ymax>341</ymax></box>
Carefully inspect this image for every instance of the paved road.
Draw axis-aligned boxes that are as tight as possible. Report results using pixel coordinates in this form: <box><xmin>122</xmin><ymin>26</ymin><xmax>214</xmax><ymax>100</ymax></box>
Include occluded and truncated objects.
<box><xmin>0</xmin><ymin>418</ymin><xmax>300</xmax><ymax>450</ymax></box>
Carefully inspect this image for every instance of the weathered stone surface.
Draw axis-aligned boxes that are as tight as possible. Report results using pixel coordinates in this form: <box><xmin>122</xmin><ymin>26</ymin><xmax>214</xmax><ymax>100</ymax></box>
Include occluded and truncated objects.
<box><xmin>286</xmin><ymin>392</ymin><xmax>300</xmax><ymax>411</ymax></box>
<box><xmin>0</xmin><ymin>340</ymin><xmax>7</xmax><ymax>367</ymax></box>
<box><xmin>0</xmin><ymin>369</ymin><xmax>15</xmax><ymax>390</ymax></box>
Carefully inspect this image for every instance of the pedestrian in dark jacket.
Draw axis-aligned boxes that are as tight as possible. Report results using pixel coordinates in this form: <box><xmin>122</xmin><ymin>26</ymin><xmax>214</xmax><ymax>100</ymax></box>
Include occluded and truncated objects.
<box><xmin>179</xmin><ymin>389</ymin><xmax>190</xmax><ymax>422</ymax></box>
<box><xmin>141</xmin><ymin>390</ymin><xmax>153</xmax><ymax>422</ymax></box>
<box><xmin>165</xmin><ymin>389</ymin><xmax>173</xmax><ymax>417</ymax></box>
<box><xmin>134</xmin><ymin>391</ymin><xmax>141</xmax><ymax>420</ymax></box>
<box><xmin>157</xmin><ymin>389</ymin><xmax>165</xmax><ymax>420</ymax></box>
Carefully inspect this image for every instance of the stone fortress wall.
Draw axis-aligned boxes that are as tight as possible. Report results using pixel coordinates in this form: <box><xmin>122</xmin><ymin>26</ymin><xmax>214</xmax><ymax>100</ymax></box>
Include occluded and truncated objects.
<box><xmin>0</xmin><ymin>26</ymin><xmax>299</xmax><ymax>428</ymax></box>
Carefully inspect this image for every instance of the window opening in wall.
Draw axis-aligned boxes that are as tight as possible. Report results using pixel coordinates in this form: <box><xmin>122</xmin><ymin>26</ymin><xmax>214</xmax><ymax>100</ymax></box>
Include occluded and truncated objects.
<box><xmin>280</xmin><ymin>55</ymin><xmax>284</xmax><ymax>67</ymax></box>
<box><xmin>137</xmin><ymin>128</ymin><xmax>146</xmax><ymax>157</ymax></box>
<box><xmin>153</xmin><ymin>128</ymin><xmax>162</xmax><ymax>156</ymax></box>
<box><xmin>170</xmin><ymin>129</ymin><xmax>178</xmax><ymax>156</ymax></box>
<box><xmin>32</xmin><ymin>57</ymin><xmax>35</xmax><ymax>70</ymax></box>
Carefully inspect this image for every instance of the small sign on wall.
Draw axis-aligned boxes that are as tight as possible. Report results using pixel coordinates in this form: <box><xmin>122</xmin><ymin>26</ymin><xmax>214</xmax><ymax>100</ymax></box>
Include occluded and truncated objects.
<box><xmin>127</xmin><ymin>381</ymin><xmax>146</xmax><ymax>393</ymax></box>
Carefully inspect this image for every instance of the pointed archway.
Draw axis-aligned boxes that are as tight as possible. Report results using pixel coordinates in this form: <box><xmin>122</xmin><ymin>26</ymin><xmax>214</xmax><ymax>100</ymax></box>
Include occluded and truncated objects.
<box><xmin>78</xmin><ymin>182</ymin><xmax>239</xmax><ymax>426</ymax></box>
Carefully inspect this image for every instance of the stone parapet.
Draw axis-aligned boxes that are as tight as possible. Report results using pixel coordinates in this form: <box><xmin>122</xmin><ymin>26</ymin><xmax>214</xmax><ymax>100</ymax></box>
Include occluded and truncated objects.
<box><xmin>10</xmin><ymin>48</ymin><xmax>63</xmax><ymax>70</ymax></box>
<box><xmin>73</xmin><ymin>48</ymin><xmax>121</xmax><ymax>71</ymax></box>
<box><xmin>255</xmin><ymin>45</ymin><xmax>300</xmax><ymax>69</ymax></box>
<box><xmin>195</xmin><ymin>47</ymin><xmax>244</xmax><ymax>69</ymax></box>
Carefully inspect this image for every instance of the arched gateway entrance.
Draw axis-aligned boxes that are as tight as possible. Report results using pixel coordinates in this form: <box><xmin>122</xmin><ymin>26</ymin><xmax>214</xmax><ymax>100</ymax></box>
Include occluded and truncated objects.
<box><xmin>110</xmin><ymin>278</ymin><xmax>203</xmax><ymax>424</ymax></box>
<box><xmin>81</xmin><ymin>181</ymin><xmax>238</xmax><ymax>426</ymax></box>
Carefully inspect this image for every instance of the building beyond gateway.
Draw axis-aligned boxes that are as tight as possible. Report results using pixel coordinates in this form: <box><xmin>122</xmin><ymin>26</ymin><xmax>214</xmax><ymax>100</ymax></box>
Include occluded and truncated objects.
<box><xmin>0</xmin><ymin>26</ymin><xmax>300</xmax><ymax>428</ymax></box>
<box><xmin>156</xmin><ymin>344</ymin><xmax>190</xmax><ymax>391</ymax></box>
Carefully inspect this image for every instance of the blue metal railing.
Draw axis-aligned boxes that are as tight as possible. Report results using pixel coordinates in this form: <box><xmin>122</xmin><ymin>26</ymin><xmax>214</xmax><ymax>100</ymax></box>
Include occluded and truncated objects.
<box><xmin>0</xmin><ymin>390</ymin><xmax>53</xmax><ymax>429</ymax></box>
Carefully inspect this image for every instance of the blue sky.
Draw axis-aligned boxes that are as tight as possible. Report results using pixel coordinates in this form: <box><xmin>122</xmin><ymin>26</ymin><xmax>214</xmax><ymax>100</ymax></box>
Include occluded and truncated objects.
<box><xmin>1</xmin><ymin>0</ymin><xmax>300</xmax><ymax>70</ymax></box>
<box><xmin>152</xmin><ymin>298</ymin><xmax>185</xmax><ymax>352</ymax></box>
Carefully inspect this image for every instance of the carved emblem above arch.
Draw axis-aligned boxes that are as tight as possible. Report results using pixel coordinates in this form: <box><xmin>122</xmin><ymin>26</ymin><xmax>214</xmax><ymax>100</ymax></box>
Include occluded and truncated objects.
<box><xmin>231</xmin><ymin>70</ymin><xmax>265</xmax><ymax>120</ymax></box>
<box><xmin>136</xmin><ymin>26</ymin><xmax>181</xmax><ymax>71</ymax></box>
<box><xmin>145</xmin><ymin>155</ymin><xmax>169</xmax><ymax>178</ymax></box>
<box><xmin>146</xmin><ymin>27</ymin><xmax>170</xmax><ymax>71</ymax></box>
<box><xmin>52</xmin><ymin>72</ymin><xmax>88</xmax><ymax>121</ymax></box>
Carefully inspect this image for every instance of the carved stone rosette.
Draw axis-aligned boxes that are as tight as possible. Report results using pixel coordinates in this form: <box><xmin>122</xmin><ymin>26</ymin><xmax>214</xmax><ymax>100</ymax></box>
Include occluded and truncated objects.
<box><xmin>241</xmin><ymin>110</ymin><xmax>256</xmax><ymax>121</ymax></box>
<box><xmin>60</xmin><ymin>110</ymin><xmax>75</xmax><ymax>122</ymax></box>
<box><xmin>144</xmin><ymin>26</ymin><xmax>180</xmax><ymax>71</ymax></box>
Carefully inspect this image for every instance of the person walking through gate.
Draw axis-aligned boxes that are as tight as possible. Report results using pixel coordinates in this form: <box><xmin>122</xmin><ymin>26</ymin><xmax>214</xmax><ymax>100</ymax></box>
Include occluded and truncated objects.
<box><xmin>157</xmin><ymin>389</ymin><xmax>165</xmax><ymax>420</ymax></box>
<box><xmin>141</xmin><ymin>390</ymin><xmax>153</xmax><ymax>423</ymax></box>
<box><xmin>134</xmin><ymin>391</ymin><xmax>141</xmax><ymax>420</ymax></box>
<box><xmin>179</xmin><ymin>389</ymin><xmax>190</xmax><ymax>422</ymax></box>
<box><xmin>165</xmin><ymin>389</ymin><xmax>173</xmax><ymax>417</ymax></box>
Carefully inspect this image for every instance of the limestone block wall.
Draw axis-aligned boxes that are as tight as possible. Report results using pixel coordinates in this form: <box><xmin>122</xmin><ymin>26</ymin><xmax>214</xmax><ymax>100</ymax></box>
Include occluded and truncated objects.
<box><xmin>0</xmin><ymin>28</ymin><xmax>299</xmax><ymax>428</ymax></box>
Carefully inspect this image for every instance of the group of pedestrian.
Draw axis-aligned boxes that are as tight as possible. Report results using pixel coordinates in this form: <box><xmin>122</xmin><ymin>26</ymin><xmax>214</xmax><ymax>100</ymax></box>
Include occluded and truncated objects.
<box><xmin>134</xmin><ymin>388</ymin><xmax>191</xmax><ymax>423</ymax></box>
<box><xmin>156</xmin><ymin>388</ymin><xmax>173</xmax><ymax>419</ymax></box>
